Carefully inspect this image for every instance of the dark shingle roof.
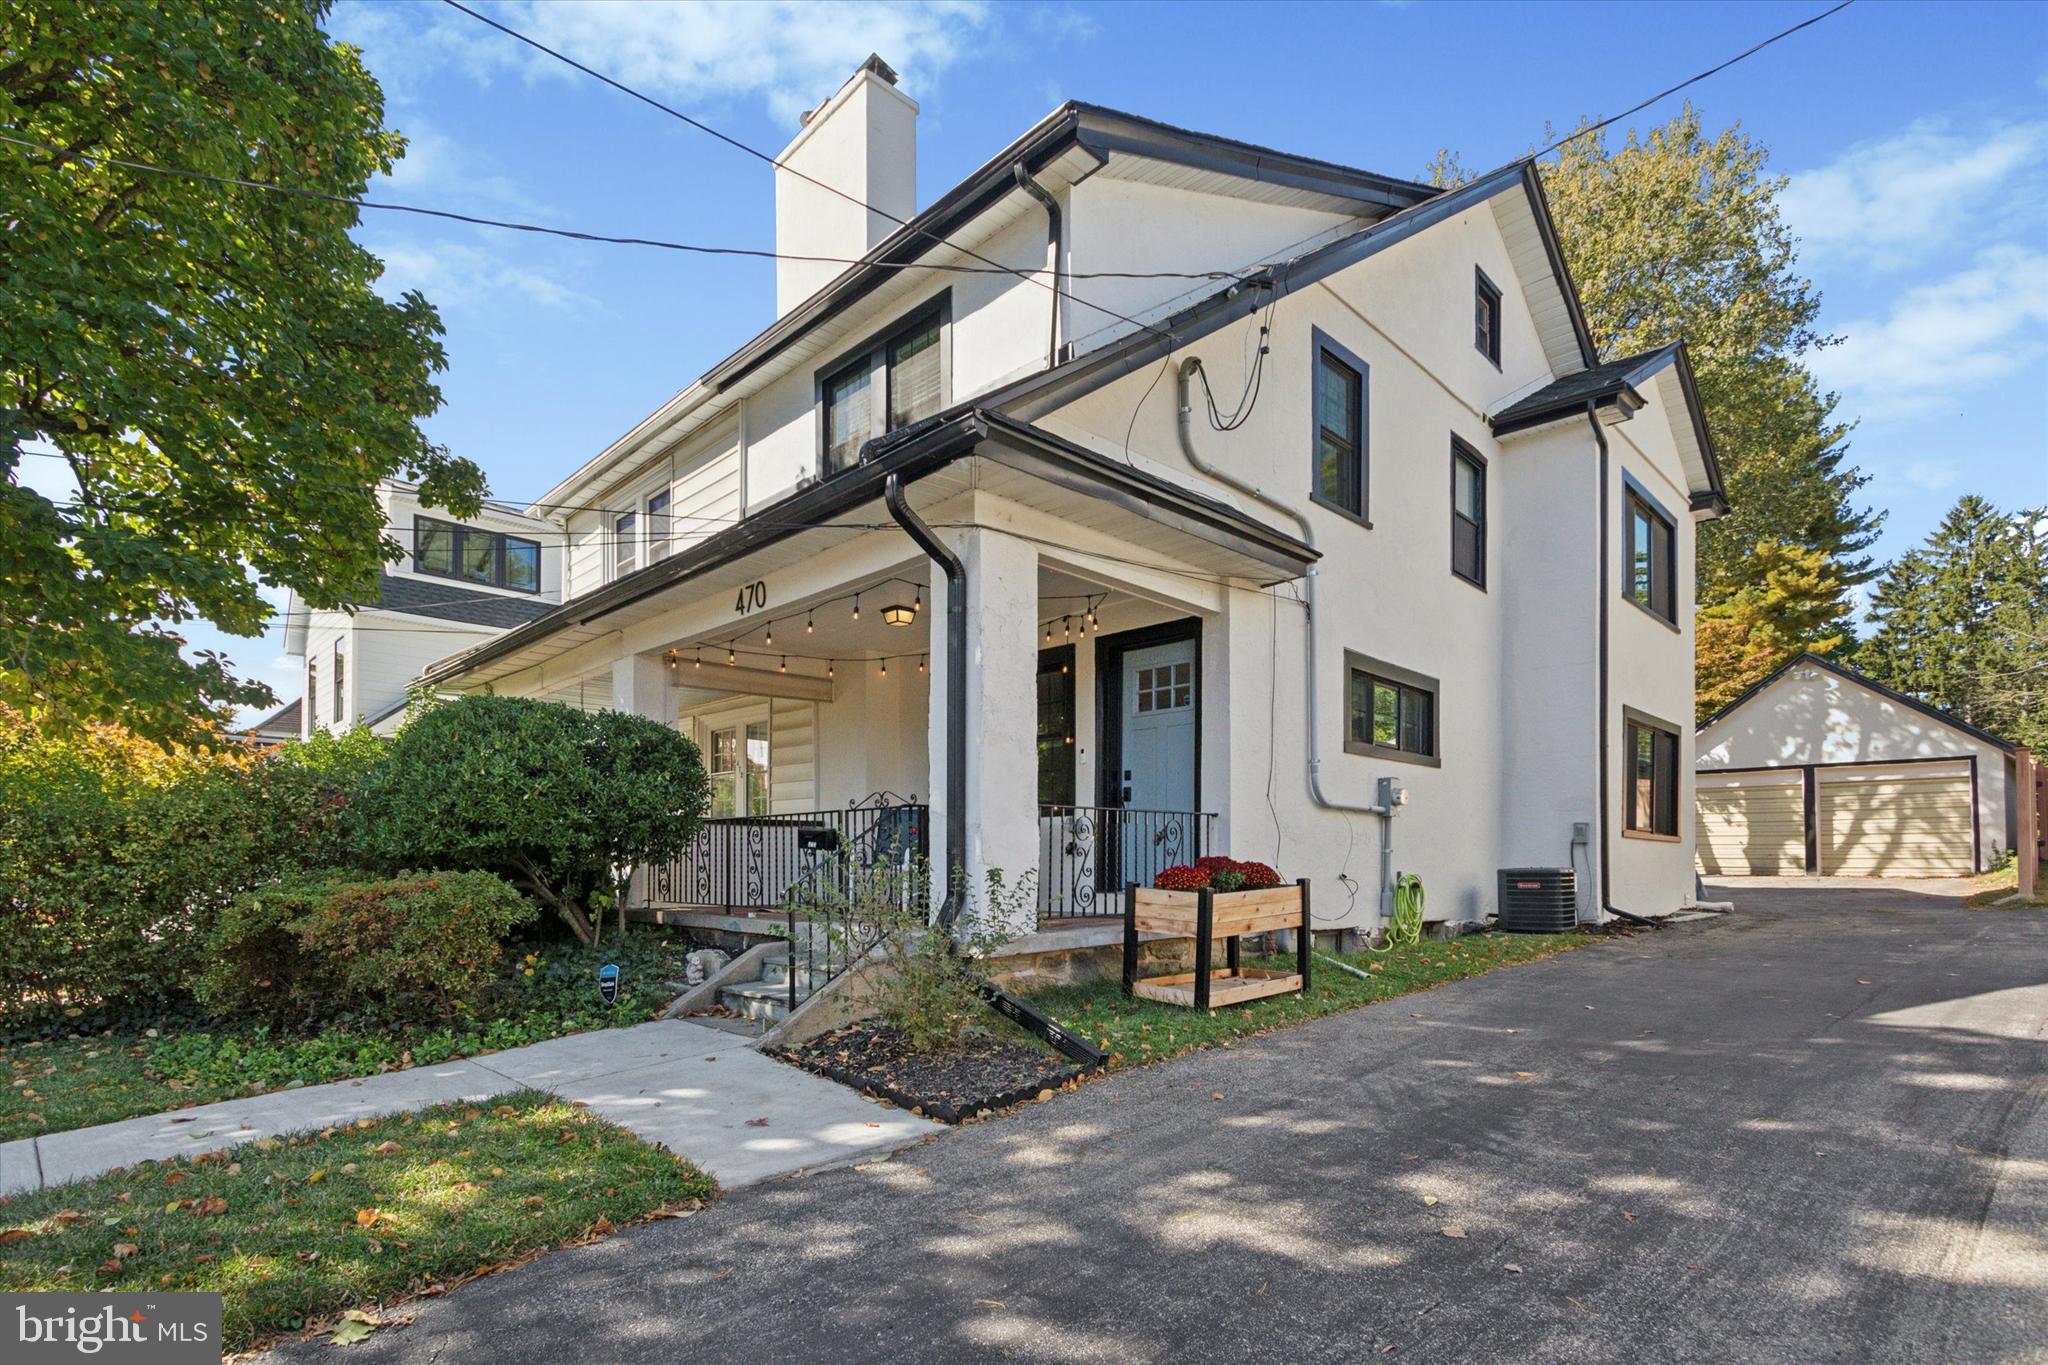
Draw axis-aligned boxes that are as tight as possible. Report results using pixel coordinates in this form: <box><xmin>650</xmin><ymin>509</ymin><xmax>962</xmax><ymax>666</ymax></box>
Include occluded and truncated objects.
<box><xmin>1488</xmin><ymin>344</ymin><xmax>1681</xmax><ymax>434</ymax></box>
<box><xmin>366</xmin><ymin>574</ymin><xmax>557</xmax><ymax>629</ymax></box>
<box><xmin>242</xmin><ymin>697</ymin><xmax>301</xmax><ymax>740</ymax></box>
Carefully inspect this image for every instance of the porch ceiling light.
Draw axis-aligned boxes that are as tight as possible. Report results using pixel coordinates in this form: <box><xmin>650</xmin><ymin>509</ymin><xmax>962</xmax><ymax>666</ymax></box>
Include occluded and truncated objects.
<box><xmin>882</xmin><ymin>602</ymin><xmax>917</xmax><ymax>627</ymax></box>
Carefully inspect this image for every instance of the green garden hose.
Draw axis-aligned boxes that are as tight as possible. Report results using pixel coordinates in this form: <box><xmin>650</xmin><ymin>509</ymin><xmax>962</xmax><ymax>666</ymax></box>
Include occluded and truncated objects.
<box><xmin>1370</xmin><ymin>873</ymin><xmax>1425</xmax><ymax>952</ymax></box>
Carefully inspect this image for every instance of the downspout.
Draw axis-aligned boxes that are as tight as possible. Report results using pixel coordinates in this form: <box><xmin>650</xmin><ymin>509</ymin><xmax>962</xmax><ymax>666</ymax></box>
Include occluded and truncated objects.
<box><xmin>884</xmin><ymin>471</ymin><xmax>968</xmax><ymax>929</ymax></box>
<box><xmin>1176</xmin><ymin>357</ymin><xmax>1398</xmax><ymax>921</ymax></box>
<box><xmin>1586</xmin><ymin>403</ymin><xmax>1662</xmax><ymax>932</ymax></box>
<box><xmin>1013</xmin><ymin>165</ymin><xmax>1062</xmax><ymax>369</ymax></box>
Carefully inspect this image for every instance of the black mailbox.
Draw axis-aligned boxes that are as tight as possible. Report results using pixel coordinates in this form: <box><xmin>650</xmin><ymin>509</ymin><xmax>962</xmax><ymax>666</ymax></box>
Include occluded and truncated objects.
<box><xmin>796</xmin><ymin>826</ymin><xmax>841</xmax><ymax>852</ymax></box>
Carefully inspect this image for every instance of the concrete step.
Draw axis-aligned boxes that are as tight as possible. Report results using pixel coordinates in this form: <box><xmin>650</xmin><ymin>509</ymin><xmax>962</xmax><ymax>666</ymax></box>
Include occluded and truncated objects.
<box><xmin>718</xmin><ymin>979</ymin><xmax>796</xmax><ymax>1024</ymax></box>
<box><xmin>688</xmin><ymin>1011</ymin><xmax>767</xmax><ymax>1038</ymax></box>
<box><xmin>756</xmin><ymin>958</ymin><xmax>833</xmax><ymax>991</ymax></box>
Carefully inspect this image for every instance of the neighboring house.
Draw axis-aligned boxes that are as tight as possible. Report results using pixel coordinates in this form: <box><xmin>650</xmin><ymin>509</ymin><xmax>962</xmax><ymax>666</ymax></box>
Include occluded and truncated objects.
<box><xmin>409</xmin><ymin>57</ymin><xmax>1724</xmax><ymax>939</ymax></box>
<box><xmin>235</xmin><ymin>698</ymin><xmax>302</xmax><ymax>746</ymax></box>
<box><xmin>284</xmin><ymin>481</ymin><xmax>561</xmax><ymax>736</ymax></box>
<box><xmin>1696</xmin><ymin>652</ymin><xmax>2019</xmax><ymax>878</ymax></box>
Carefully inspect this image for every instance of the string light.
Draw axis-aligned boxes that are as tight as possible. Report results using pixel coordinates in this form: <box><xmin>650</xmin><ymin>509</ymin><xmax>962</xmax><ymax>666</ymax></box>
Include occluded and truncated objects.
<box><xmin>806</xmin><ymin>610</ymin><xmax>814</xmax><ymax>634</ymax></box>
<box><xmin>779</xmin><ymin>656</ymin><xmax>787</xmax><ymax>673</ymax></box>
<box><xmin>912</xmin><ymin>587</ymin><xmax>922</xmax><ymax>615</ymax></box>
<box><xmin>1064</xmin><ymin>616</ymin><xmax>1072</xmax><ymax>640</ymax></box>
<box><xmin>827</xmin><ymin>660</ymin><xmax>835</xmax><ymax>679</ymax></box>
<box><xmin>694</xmin><ymin>648</ymin><xmax>702</xmax><ymax>669</ymax></box>
<box><xmin>1044</xmin><ymin>621</ymin><xmax>1053</xmax><ymax>644</ymax></box>
<box><xmin>727</xmin><ymin>647</ymin><xmax>736</xmax><ymax>666</ymax></box>
<box><xmin>765</xmin><ymin>624</ymin><xmax>773</xmax><ymax>646</ymax></box>
<box><xmin>918</xmin><ymin>654</ymin><xmax>926</xmax><ymax>674</ymax></box>
<box><xmin>852</xmin><ymin>594</ymin><xmax>860</xmax><ymax>623</ymax></box>
<box><xmin>879</xmin><ymin>657</ymin><xmax>887</xmax><ymax>677</ymax></box>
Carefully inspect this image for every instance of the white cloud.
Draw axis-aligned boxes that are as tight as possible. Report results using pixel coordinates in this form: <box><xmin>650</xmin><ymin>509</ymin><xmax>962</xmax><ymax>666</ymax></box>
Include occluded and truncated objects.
<box><xmin>1813</xmin><ymin>244</ymin><xmax>2048</xmax><ymax>419</ymax></box>
<box><xmin>383</xmin><ymin>0</ymin><xmax>995</xmax><ymax>125</ymax></box>
<box><xmin>379</xmin><ymin>122</ymin><xmax>544</xmax><ymax>215</ymax></box>
<box><xmin>371</xmin><ymin>239</ymin><xmax>597</xmax><ymax>313</ymax></box>
<box><xmin>1899</xmin><ymin>459</ymin><xmax>1962</xmax><ymax>493</ymax></box>
<box><xmin>1782</xmin><ymin>119</ymin><xmax>2048</xmax><ymax>270</ymax></box>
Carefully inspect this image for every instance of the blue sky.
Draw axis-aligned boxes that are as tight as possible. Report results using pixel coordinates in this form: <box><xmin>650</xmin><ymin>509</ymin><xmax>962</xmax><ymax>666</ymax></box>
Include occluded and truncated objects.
<box><xmin>84</xmin><ymin>0</ymin><xmax>2048</xmax><ymax>716</ymax></box>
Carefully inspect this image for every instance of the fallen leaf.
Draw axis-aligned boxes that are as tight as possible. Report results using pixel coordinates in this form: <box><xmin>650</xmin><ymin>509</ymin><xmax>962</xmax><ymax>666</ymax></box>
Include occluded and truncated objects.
<box><xmin>307</xmin><ymin>1170</ymin><xmax>328</xmax><ymax>1184</ymax></box>
<box><xmin>1210</xmin><ymin>1092</ymin><xmax>1225</xmax><ymax>1101</ymax></box>
<box><xmin>161</xmin><ymin>1171</ymin><xmax>186</xmax><ymax>1186</ymax></box>
<box><xmin>355</xmin><ymin>1208</ymin><xmax>386</xmax><ymax>1229</ymax></box>
<box><xmin>1422</xmin><ymin>1195</ymin><xmax>1438</xmax><ymax>1206</ymax></box>
<box><xmin>1566</xmin><ymin>1295</ymin><xmax>1590</xmax><ymax>1313</ymax></box>
<box><xmin>189</xmin><ymin>1196</ymin><xmax>227</xmax><ymax>1217</ymax></box>
<box><xmin>112</xmin><ymin>1242</ymin><xmax>139</xmax><ymax>1258</ymax></box>
<box><xmin>354</xmin><ymin>1120</ymin><xmax>374</xmax><ymax>1130</ymax></box>
<box><xmin>1513</xmin><ymin>1071</ymin><xmax>1536</xmax><ymax>1079</ymax></box>
<box><xmin>370</xmin><ymin>1141</ymin><xmax>402</xmax><ymax>1155</ymax></box>
<box><xmin>1440</xmin><ymin>1225</ymin><xmax>1467</xmax><ymax>1239</ymax></box>
<box><xmin>975</xmin><ymin>1299</ymin><xmax>1006</xmax><ymax>1309</ymax></box>
<box><xmin>330</xmin><ymin>1316</ymin><xmax>379</xmax><ymax>1346</ymax></box>
<box><xmin>0</xmin><ymin>1229</ymin><xmax>32</xmax><ymax>1245</ymax></box>
<box><xmin>1622</xmin><ymin>1211</ymin><xmax>1637</xmax><ymax>1223</ymax></box>
<box><xmin>1504</xmin><ymin>1263</ymin><xmax>1523</xmax><ymax>1274</ymax></box>
<box><xmin>1856</xmin><ymin>979</ymin><xmax>1872</xmax><ymax>985</ymax></box>
<box><xmin>96</xmin><ymin>1258</ymin><xmax>124</xmax><ymax>1275</ymax></box>
<box><xmin>744</xmin><ymin>1117</ymin><xmax>770</xmax><ymax>1127</ymax></box>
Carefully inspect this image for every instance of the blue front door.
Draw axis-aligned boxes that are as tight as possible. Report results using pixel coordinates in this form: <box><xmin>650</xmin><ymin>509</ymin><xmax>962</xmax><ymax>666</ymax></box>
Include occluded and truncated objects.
<box><xmin>1110</xmin><ymin>636</ymin><xmax>1200</xmax><ymax>886</ymax></box>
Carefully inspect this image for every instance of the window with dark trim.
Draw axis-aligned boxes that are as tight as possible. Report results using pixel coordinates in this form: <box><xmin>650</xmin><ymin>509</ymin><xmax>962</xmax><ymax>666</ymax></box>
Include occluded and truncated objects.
<box><xmin>1036</xmin><ymin>645</ymin><xmax>1075</xmax><ymax>807</ymax></box>
<box><xmin>1474</xmin><ymin>266</ymin><xmax>1502</xmax><ymax>367</ymax></box>
<box><xmin>1451</xmin><ymin>438</ymin><xmax>1486</xmax><ymax>587</ymax></box>
<box><xmin>1623</xmin><ymin>485</ymin><xmax>1677</xmax><ymax>623</ymax></box>
<box><xmin>1343</xmin><ymin>650</ymin><xmax>1439</xmax><ymax>766</ymax></box>
<box><xmin>332</xmin><ymin>638</ymin><xmax>346</xmax><ymax>723</ymax></box>
<box><xmin>412</xmin><ymin>517</ymin><xmax>542</xmax><ymax>594</ymax></box>
<box><xmin>817</xmin><ymin>298</ymin><xmax>949</xmax><ymax>478</ymax></box>
<box><xmin>1624</xmin><ymin>711</ymin><xmax>1680</xmax><ymax>837</ymax></box>
<box><xmin>1311</xmin><ymin>329</ymin><xmax>1368</xmax><ymax>522</ymax></box>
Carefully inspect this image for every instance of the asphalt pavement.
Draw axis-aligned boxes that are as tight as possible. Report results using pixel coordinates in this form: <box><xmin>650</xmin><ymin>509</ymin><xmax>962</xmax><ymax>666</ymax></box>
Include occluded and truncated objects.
<box><xmin>262</xmin><ymin>878</ymin><xmax>2047</xmax><ymax>1364</ymax></box>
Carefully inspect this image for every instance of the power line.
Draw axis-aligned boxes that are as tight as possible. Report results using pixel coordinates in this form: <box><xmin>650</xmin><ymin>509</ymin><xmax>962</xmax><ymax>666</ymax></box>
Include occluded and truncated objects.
<box><xmin>436</xmin><ymin>0</ymin><xmax>1182</xmax><ymax>342</ymax></box>
<box><xmin>1531</xmin><ymin>0</ymin><xmax>1856</xmax><ymax>161</ymax></box>
<box><xmin>0</xmin><ymin>131</ymin><xmax>1235</xmax><ymax>286</ymax></box>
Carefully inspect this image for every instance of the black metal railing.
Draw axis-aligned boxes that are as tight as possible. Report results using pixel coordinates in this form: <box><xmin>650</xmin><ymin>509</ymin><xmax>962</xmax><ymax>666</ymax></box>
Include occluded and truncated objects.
<box><xmin>1037</xmin><ymin>804</ymin><xmax>1216</xmax><ymax>922</ymax></box>
<box><xmin>650</xmin><ymin>799</ymin><xmax>928</xmax><ymax>914</ymax></box>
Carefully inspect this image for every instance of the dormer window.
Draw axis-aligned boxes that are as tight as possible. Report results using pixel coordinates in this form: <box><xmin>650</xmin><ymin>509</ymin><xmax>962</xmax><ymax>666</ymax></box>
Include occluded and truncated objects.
<box><xmin>413</xmin><ymin>516</ymin><xmax>541</xmax><ymax>593</ymax></box>
<box><xmin>817</xmin><ymin>297</ymin><xmax>949</xmax><ymax>478</ymax></box>
<box><xmin>1474</xmin><ymin>267</ymin><xmax>1502</xmax><ymax>367</ymax></box>
<box><xmin>613</xmin><ymin>509</ymin><xmax>638</xmax><ymax>578</ymax></box>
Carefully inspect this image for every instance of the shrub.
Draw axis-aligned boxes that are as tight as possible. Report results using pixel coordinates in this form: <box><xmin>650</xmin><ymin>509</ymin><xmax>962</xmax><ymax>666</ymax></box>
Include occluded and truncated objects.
<box><xmin>0</xmin><ymin>711</ymin><xmax>386</xmax><ymax>1026</ymax></box>
<box><xmin>196</xmin><ymin>870</ymin><xmax>536</xmax><ymax>1027</ymax></box>
<box><xmin>351</xmin><ymin>697</ymin><xmax>710</xmax><ymax>943</ymax></box>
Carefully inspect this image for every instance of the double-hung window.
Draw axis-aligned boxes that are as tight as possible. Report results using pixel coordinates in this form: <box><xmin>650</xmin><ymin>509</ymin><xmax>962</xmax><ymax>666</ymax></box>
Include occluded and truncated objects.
<box><xmin>646</xmin><ymin>488</ymin><xmax>673</xmax><ymax>563</ymax></box>
<box><xmin>332</xmin><ymin>637</ymin><xmax>346</xmax><ymax>723</ymax></box>
<box><xmin>1343</xmin><ymin>651</ymin><xmax>1439</xmax><ymax>766</ymax></box>
<box><xmin>1474</xmin><ymin>267</ymin><xmax>1502</xmax><ymax>367</ymax></box>
<box><xmin>412</xmin><ymin>517</ymin><xmax>541</xmax><ymax>593</ymax></box>
<box><xmin>1623</xmin><ymin>483</ymin><xmax>1677</xmax><ymax>623</ymax></box>
<box><xmin>306</xmin><ymin>659</ymin><xmax>319</xmax><ymax>729</ymax></box>
<box><xmin>612</xmin><ymin>510</ymin><xmax>638</xmax><ymax>579</ymax></box>
<box><xmin>1624</xmin><ymin>710</ymin><xmax>1680</xmax><ymax>838</ymax></box>
<box><xmin>818</xmin><ymin>299</ymin><xmax>948</xmax><ymax>478</ymax></box>
<box><xmin>1451</xmin><ymin>438</ymin><xmax>1486</xmax><ymax>587</ymax></box>
<box><xmin>1311</xmin><ymin>329</ymin><xmax>1368</xmax><ymax>522</ymax></box>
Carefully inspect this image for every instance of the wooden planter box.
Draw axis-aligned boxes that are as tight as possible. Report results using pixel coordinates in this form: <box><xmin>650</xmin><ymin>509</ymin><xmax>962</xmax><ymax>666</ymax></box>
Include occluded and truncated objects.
<box><xmin>1121</xmin><ymin>880</ymin><xmax>1310</xmax><ymax>1009</ymax></box>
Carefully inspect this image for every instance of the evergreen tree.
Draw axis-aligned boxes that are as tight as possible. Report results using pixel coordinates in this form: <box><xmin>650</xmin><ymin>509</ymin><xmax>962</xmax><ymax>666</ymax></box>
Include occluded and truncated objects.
<box><xmin>1695</xmin><ymin>540</ymin><xmax>1851</xmax><ymax>721</ymax></box>
<box><xmin>1858</xmin><ymin>498</ymin><xmax>2048</xmax><ymax>750</ymax></box>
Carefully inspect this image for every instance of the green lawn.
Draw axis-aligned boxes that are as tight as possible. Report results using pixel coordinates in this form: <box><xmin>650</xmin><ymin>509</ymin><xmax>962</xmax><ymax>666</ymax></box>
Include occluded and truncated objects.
<box><xmin>0</xmin><ymin>1091</ymin><xmax>714</xmax><ymax>1351</ymax></box>
<box><xmin>1966</xmin><ymin>859</ymin><xmax>2048</xmax><ymax>908</ymax></box>
<box><xmin>1025</xmin><ymin>931</ymin><xmax>1596</xmax><ymax>1068</ymax></box>
<box><xmin>1</xmin><ymin>936</ymin><xmax>684</xmax><ymax>1143</ymax></box>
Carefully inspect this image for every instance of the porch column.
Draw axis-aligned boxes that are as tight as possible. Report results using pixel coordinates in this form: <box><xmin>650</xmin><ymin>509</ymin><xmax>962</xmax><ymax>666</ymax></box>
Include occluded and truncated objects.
<box><xmin>928</xmin><ymin>527</ymin><xmax>1040</xmax><ymax>938</ymax></box>
<box><xmin>610</xmin><ymin>652</ymin><xmax>671</xmax><ymax>724</ymax></box>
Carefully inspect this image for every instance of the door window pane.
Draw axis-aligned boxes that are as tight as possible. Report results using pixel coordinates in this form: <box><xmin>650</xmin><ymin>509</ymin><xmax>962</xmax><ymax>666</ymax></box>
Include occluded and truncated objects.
<box><xmin>887</xmin><ymin>318</ymin><xmax>942</xmax><ymax>429</ymax></box>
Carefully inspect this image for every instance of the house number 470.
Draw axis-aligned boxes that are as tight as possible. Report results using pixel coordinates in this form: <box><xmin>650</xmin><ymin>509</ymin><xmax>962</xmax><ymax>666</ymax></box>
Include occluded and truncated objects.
<box><xmin>734</xmin><ymin>581</ymin><xmax>767</xmax><ymax>613</ymax></box>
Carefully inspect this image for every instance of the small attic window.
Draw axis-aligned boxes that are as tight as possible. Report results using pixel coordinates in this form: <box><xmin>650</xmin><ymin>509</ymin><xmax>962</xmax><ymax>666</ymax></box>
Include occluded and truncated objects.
<box><xmin>1474</xmin><ymin>267</ymin><xmax>1502</xmax><ymax>368</ymax></box>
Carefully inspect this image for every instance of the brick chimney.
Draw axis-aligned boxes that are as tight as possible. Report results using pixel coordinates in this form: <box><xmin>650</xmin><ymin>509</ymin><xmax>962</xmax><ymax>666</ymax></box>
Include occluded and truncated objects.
<box><xmin>774</xmin><ymin>55</ymin><xmax>918</xmax><ymax>316</ymax></box>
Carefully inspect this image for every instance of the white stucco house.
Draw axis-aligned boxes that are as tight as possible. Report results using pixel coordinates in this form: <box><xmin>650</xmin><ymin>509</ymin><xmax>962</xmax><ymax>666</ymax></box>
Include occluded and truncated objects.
<box><xmin>275</xmin><ymin>480</ymin><xmax>562</xmax><ymax>737</ymax></box>
<box><xmin>1696</xmin><ymin>652</ymin><xmax>2020</xmax><ymax>877</ymax></box>
<box><xmin>406</xmin><ymin>58</ymin><xmax>1725</xmax><ymax>941</ymax></box>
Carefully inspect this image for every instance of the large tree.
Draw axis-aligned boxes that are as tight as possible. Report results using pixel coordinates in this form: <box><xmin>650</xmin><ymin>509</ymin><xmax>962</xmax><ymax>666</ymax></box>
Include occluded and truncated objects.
<box><xmin>1</xmin><ymin>0</ymin><xmax>484</xmax><ymax>744</ymax></box>
<box><xmin>1856</xmin><ymin>497</ymin><xmax>2048</xmax><ymax>751</ymax></box>
<box><xmin>1694</xmin><ymin>539</ymin><xmax>1849</xmax><ymax>722</ymax></box>
<box><xmin>1427</xmin><ymin>108</ymin><xmax>1881</xmax><ymax>632</ymax></box>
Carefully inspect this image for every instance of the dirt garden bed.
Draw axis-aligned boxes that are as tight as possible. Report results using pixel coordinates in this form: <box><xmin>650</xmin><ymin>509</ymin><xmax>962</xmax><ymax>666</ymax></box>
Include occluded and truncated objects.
<box><xmin>774</xmin><ymin>1022</ymin><xmax>1084</xmax><ymax>1123</ymax></box>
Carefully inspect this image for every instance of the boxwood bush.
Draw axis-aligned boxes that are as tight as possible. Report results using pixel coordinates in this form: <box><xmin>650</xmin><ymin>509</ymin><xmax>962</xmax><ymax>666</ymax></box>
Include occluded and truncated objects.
<box><xmin>197</xmin><ymin>870</ymin><xmax>536</xmax><ymax>1027</ymax></box>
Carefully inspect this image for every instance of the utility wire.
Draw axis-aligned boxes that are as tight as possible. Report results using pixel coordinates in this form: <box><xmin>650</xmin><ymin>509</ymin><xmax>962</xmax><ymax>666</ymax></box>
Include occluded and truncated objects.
<box><xmin>0</xmin><ymin>131</ymin><xmax>1232</xmax><ymax>284</ymax></box>
<box><xmin>436</xmin><ymin>0</ymin><xmax>1185</xmax><ymax>341</ymax></box>
<box><xmin>1530</xmin><ymin>0</ymin><xmax>1856</xmax><ymax>161</ymax></box>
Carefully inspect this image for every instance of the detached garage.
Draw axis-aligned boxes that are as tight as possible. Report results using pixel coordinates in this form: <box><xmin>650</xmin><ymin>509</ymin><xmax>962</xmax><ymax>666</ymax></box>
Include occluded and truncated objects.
<box><xmin>1695</xmin><ymin>653</ymin><xmax>2018</xmax><ymax>878</ymax></box>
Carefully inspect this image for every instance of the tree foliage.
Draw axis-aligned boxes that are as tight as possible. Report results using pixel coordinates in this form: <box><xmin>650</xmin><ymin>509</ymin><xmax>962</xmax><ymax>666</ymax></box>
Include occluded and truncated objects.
<box><xmin>1855</xmin><ymin>497</ymin><xmax>2048</xmax><ymax>750</ymax></box>
<box><xmin>1694</xmin><ymin>540</ymin><xmax>1849</xmax><ymax>722</ymax></box>
<box><xmin>351</xmin><ymin>697</ymin><xmax>711</xmax><ymax>945</ymax></box>
<box><xmin>1535</xmin><ymin>106</ymin><xmax>1880</xmax><ymax>604</ymax></box>
<box><xmin>0</xmin><ymin>0</ymin><xmax>484</xmax><ymax>743</ymax></box>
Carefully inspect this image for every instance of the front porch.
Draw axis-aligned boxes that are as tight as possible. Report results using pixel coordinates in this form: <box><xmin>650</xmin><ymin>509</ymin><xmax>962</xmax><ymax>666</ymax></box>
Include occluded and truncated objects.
<box><xmin>641</xmin><ymin>799</ymin><xmax>1217</xmax><ymax>928</ymax></box>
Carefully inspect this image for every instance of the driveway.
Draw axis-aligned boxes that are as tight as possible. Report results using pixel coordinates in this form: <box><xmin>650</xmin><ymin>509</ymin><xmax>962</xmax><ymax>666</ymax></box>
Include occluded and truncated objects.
<box><xmin>263</xmin><ymin>881</ymin><xmax>2047</xmax><ymax>1364</ymax></box>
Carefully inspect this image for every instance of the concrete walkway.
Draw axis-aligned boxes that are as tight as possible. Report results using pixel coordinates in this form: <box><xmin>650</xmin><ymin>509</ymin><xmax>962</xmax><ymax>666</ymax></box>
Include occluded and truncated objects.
<box><xmin>0</xmin><ymin>1020</ymin><xmax>939</xmax><ymax>1197</ymax></box>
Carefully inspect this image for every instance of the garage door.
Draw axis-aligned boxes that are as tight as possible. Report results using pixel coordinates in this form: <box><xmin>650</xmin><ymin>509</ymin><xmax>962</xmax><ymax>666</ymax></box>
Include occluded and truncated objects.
<box><xmin>1696</xmin><ymin>777</ymin><xmax>1805</xmax><ymax>875</ymax></box>
<box><xmin>1819</xmin><ymin>771</ymin><xmax>1973</xmax><ymax>877</ymax></box>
